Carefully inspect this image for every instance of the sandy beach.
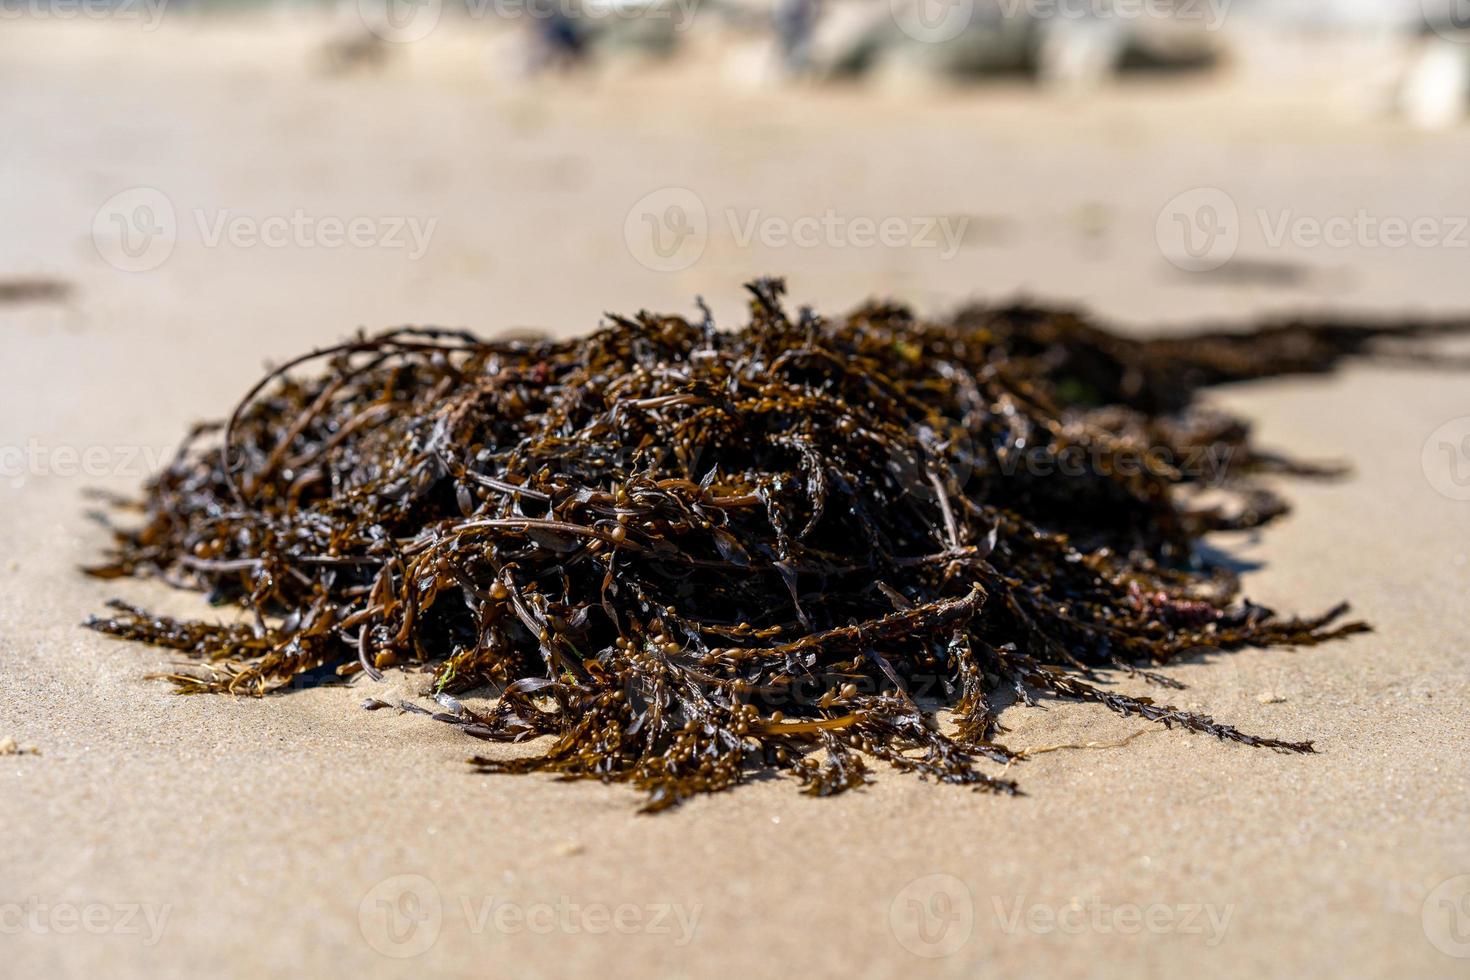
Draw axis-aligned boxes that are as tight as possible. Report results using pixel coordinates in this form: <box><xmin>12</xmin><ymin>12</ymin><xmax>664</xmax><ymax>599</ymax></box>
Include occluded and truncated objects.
<box><xmin>2</xmin><ymin>19</ymin><xmax>1469</xmax><ymax>978</ymax></box>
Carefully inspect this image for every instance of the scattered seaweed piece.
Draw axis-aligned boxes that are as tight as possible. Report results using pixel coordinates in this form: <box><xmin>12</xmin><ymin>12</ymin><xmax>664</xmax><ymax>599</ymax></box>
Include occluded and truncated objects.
<box><xmin>83</xmin><ymin>279</ymin><xmax>1468</xmax><ymax>810</ymax></box>
<box><xmin>0</xmin><ymin>277</ymin><xmax>71</xmax><ymax>305</ymax></box>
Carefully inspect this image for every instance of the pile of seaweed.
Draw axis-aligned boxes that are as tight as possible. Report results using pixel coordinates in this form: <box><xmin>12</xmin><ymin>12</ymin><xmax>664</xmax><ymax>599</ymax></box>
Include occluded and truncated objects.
<box><xmin>84</xmin><ymin>279</ymin><xmax>1462</xmax><ymax>810</ymax></box>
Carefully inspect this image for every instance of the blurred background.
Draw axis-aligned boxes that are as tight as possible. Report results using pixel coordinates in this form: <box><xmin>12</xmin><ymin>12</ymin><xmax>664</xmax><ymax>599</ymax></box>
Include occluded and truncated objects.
<box><xmin>3</xmin><ymin>0</ymin><xmax>1470</xmax><ymax>366</ymax></box>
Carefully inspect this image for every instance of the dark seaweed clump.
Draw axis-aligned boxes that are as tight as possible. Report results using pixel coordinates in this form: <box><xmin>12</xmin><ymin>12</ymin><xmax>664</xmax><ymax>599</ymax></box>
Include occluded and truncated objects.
<box><xmin>85</xmin><ymin>279</ymin><xmax>1462</xmax><ymax>810</ymax></box>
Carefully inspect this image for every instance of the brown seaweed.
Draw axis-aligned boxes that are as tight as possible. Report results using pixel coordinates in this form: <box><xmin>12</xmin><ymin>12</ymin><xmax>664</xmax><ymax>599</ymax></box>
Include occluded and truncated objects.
<box><xmin>0</xmin><ymin>276</ymin><xmax>71</xmax><ymax>306</ymax></box>
<box><xmin>83</xmin><ymin>279</ymin><xmax>1465</xmax><ymax>810</ymax></box>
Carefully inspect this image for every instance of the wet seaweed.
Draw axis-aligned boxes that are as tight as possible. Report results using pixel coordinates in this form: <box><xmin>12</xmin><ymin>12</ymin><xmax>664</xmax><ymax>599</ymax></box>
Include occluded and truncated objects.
<box><xmin>84</xmin><ymin>279</ymin><xmax>1465</xmax><ymax>810</ymax></box>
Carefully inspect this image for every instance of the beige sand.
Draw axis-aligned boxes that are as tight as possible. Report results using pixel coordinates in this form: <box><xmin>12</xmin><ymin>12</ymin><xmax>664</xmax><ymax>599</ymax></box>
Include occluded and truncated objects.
<box><xmin>2</xmin><ymin>20</ymin><xmax>1468</xmax><ymax>979</ymax></box>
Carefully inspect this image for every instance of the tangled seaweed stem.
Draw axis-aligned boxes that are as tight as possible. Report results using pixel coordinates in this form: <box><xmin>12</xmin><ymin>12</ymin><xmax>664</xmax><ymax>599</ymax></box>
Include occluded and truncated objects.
<box><xmin>83</xmin><ymin>278</ymin><xmax>1465</xmax><ymax>809</ymax></box>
